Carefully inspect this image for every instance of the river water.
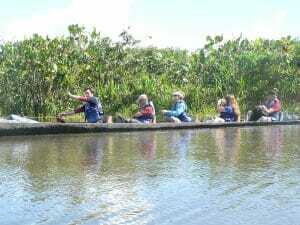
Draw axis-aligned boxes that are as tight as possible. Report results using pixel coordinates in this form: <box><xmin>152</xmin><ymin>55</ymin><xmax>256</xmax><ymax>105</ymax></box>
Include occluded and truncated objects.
<box><xmin>0</xmin><ymin>125</ymin><xmax>299</xmax><ymax>225</ymax></box>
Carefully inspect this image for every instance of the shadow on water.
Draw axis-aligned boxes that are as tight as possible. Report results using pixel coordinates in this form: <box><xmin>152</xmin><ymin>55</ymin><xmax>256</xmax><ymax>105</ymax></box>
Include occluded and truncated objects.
<box><xmin>0</xmin><ymin>125</ymin><xmax>300</xmax><ymax>225</ymax></box>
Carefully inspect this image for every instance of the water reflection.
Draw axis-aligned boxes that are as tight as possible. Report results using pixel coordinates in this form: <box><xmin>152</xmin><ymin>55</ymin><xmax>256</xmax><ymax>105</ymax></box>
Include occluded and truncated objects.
<box><xmin>261</xmin><ymin>125</ymin><xmax>284</xmax><ymax>160</ymax></box>
<box><xmin>167</xmin><ymin>130</ymin><xmax>194</xmax><ymax>158</ymax></box>
<box><xmin>214</xmin><ymin>128</ymin><xmax>241</xmax><ymax>165</ymax></box>
<box><xmin>0</xmin><ymin>126</ymin><xmax>300</xmax><ymax>225</ymax></box>
<box><xmin>80</xmin><ymin>137</ymin><xmax>105</xmax><ymax>172</ymax></box>
<box><xmin>137</xmin><ymin>132</ymin><xmax>157</xmax><ymax>161</ymax></box>
<box><xmin>190</xmin><ymin>126</ymin><xmax>290</xmax><ymax>171</ymax></box>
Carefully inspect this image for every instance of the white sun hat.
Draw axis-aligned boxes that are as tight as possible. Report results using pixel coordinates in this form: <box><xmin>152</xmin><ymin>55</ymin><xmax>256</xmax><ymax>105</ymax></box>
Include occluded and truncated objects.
<box><xmin>137</xmin><ymin>94</ymin><xmax>148</xmax><ymax>103</ymax></box>
<box><xmin>172</xmin><ymin>91</ymin><xmax>185</xmax><ymax>99</ymax></box>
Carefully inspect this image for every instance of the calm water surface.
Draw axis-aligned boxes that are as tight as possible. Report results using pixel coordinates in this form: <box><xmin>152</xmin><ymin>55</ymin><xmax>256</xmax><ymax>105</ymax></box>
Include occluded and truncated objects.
<box><xmin>0</xmin><ymin>125</ymin><xmax>299</xmax><ymax>225</ymax></box>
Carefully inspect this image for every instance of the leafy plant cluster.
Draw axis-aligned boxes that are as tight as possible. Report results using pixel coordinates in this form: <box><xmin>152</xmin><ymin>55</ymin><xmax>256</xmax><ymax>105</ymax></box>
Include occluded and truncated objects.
<box><xmin>0</xmin><ymin>25</ymin><xmax>299</xmax><ymax>120</ymax></box>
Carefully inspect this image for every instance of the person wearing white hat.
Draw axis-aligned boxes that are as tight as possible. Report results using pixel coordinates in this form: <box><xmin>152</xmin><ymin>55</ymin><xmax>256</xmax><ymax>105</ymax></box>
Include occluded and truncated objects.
<box><xmin>161</xmin><ymin>91</ymin><xmax>192</xmax><ymax>123</ymax></box>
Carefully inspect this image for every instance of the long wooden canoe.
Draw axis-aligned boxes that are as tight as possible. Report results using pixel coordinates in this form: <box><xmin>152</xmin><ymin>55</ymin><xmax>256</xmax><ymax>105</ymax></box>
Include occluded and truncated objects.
<box><xmin>0</xmin><ymin>120</ymin><xmax>299</xmax><ymax>136</ymax></box>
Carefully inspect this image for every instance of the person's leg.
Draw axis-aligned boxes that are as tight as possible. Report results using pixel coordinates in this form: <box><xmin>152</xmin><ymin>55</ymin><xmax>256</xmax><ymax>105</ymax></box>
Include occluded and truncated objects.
<box><xmin>271</xmin><ymin>115</ymin><xmax>281</xmax><ymax>122</ymax></box>
<box><xmin>258</xmin><ymin>116</ymin><xmax>272</xmax><ymax>122</ymax></box>
<box><xmin>183</xmin><ymin>116</ymin><xmax>193</xmax><ymax>122</ymax></box>
<box><xmin>165</xmin><ymin>116</ymin><xmax>181</xmax><ymax>123</ymax></box>
<box><xmin>129</xmin><ymin>118</ymin><xmax>142</xmax><ymax>123</ymax></box>
<box><xmin>249</xmin><ymin>107</ymin><xmax>265</xmax><ymax>121</ymax></box>
<box><xmin>214</xmin><ymin>117</ymin><xmax>225</xmax><ymax>123</ymax></box>
<box><xmin>103</xmin><ymin>115</ymin><xmax>113</xmax><ymax>124</ymax></box>
<box><xmin>115</xmin><ymin>114</ymin><xmax>130</xmax><ymax>123</ymax></box>
<box><xmin>246</xmin><ymin>111</ymin><xmax>253</xmax><ymax>121</ymax></box>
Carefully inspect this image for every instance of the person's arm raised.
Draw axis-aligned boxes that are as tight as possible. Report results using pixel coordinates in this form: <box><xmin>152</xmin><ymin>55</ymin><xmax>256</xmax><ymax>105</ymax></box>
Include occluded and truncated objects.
<box><xmin>68</xmin><ymin>92</ymin><xmax>89</xmax><ymax>102</ymax></box>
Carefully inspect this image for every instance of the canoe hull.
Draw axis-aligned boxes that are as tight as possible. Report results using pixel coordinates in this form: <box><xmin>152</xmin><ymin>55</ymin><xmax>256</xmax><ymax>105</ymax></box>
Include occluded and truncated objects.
<box><xmin>0</xmin><ymin>121</ymin><xmax>299</xmax><ymax>136</ymax></box>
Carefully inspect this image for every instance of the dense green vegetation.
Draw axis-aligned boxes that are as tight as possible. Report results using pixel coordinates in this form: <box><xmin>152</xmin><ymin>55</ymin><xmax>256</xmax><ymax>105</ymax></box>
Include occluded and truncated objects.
<box><xmin>0</xmin><ymin>25</ymin><xmax>299</xmax><ymax>120</ymax></box>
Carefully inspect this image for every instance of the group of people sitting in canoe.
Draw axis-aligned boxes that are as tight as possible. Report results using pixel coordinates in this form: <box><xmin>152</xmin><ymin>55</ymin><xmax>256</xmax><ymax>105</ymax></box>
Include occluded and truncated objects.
<box><xmin>57</xmin><ymin>87</ymin><xmax>282</xmax><ymax>124</ymax></box>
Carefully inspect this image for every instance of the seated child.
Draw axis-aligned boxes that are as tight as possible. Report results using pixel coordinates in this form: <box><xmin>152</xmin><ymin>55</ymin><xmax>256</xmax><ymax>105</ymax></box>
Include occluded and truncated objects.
<box><xmin>116</xmin><ymin>94</ymin><xmax>155</xmax><ymax>124</ymax></box>
<box><xmin>161</xmin><ymin>91</ymin><xmax>192</xmax><ymax>123</ymax></box>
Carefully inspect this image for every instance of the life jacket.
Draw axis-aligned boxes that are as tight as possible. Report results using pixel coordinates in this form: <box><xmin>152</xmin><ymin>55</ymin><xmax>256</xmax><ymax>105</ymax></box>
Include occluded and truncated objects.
<box><xmin>220</xmin><ymin>105</ymin><xmax>235</xmax><ymax>122</ymax></box>
<box><xmin>135</xmin><ymin>104</ymin><xmax>155</xmax><ymax>123</ymax></box>
<box><xmin>84</xmin><ymin>97</ymin><xmax>103</xmax><ymax>123</ymax></box>
<box><xmin>264</xmin><ymin>97</ymin><xmax>281</xmax><ymax>121</ymax></box>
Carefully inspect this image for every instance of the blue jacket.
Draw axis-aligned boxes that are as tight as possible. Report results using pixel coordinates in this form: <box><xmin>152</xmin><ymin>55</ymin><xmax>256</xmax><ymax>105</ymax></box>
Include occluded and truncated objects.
<box><xmin>165</xmin><ymin>100</ymin><xmax>192</xmax><ymax>122</ymax></box>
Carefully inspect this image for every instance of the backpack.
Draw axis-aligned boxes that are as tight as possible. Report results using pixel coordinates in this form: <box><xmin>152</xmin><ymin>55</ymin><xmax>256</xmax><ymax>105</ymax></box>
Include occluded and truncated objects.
<box><xmin>249</xmin><ymin>106</ymin><xmax>268</xmax><ymax>121</ymax></box>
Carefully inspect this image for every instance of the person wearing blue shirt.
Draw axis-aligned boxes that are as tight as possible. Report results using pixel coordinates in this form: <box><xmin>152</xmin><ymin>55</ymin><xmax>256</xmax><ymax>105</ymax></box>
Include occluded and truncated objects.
<box><xmin>161</xmin><ymin>91</ymin><xmax>192</xmax><ymax>123</ymax></box>
<box><xmin>58</xmin><ymin>88</ymin><xmax>104</xmax><ymax>123</ymax></box>
<box><xmin>218</xmin><ymin>96</ymin><xmax>235</xmax><ymax>122</ymax></box>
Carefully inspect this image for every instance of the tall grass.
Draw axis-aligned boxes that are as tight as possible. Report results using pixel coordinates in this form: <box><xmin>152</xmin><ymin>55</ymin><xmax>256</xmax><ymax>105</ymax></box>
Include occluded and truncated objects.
<box><xmin>0</xmin><ymin>25</ymin><xmax>299</xmax><ymax>120</ymax></box>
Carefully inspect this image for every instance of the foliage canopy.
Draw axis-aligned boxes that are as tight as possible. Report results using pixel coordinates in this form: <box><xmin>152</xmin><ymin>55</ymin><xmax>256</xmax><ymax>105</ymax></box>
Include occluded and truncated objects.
<box><xmin>0</xmin><ymin>25</ymin><xmax>299</xmax><ymax>120</ymax></box>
